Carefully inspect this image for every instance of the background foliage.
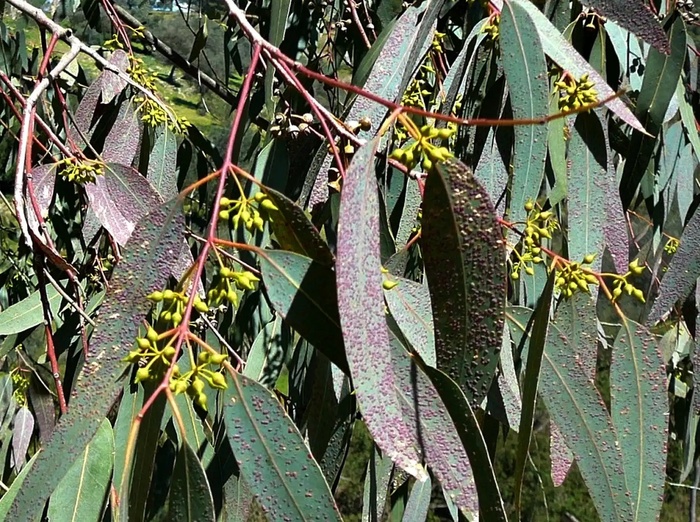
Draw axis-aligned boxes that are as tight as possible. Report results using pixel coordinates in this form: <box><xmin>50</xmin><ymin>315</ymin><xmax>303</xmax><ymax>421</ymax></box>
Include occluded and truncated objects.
<box><xmin>0</xmin><ymin>0</ymin><xmax>699</xmax><ymax>520</ymax></box>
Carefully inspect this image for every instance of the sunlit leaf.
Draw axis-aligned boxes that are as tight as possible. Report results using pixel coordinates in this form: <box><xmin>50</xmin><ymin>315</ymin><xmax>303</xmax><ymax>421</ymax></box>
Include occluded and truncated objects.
<box><xmin>147</xmin><ymin>126</ymin><xmax>179</xmax><ymax>200</ymax></box>
<box><xmin>11</xmin><ymin>406</ymin><xmax>33</xmax><ymax>472</ymax></box>
<box><xmin>223</xmin><ymin>372</ymin><xmax>342</xmax><ymax>520</ymax></box>
<box><xmin>336</xmin><ymin>138</ymin><xmax>425</xmax><ymax>480</ymax></box>
<box><xmin>0</xmin><ymin>285</ymin><xmax>61</xmax><ymax>336</ymax></box>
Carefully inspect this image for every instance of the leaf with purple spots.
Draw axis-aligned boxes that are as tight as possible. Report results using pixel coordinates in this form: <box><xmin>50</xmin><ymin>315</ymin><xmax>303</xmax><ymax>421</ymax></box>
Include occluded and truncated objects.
<box><xmin>223</xmin><ymin>371</ymin><xmax>342</xmax><ymax>520</ymax></box>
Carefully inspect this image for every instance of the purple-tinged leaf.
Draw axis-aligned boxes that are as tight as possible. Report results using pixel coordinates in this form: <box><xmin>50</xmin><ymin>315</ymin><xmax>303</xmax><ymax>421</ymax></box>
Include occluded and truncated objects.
<box><xmin>336</xmin><ymin>138</ymin><xmax>426</xmax><ymax>480</ymax></box>
<box><xmin>11</xmin><ymin>407</ymin><xmax>34</xmax><ymax>472</ymax></box>
<box><xmin>584</xmin><ymin>0</ymin><xmax>668</xmax><ymax>54</ymax></box>
<box><xmin>9</xmin><ymin>198</ymin><xmax>185</xmax><ymax>522</ymax></box>
<box><xmin>103</xmin><ymin>101</ymin><xmax>142</xmax><ymax>166</ymax></box>
<box><xmin>147</xmin><ymin>126</ymin><xmax>179</xmax><ymax>201</ymax></box>
<box><xmin>648</xmin><ymin>208</ymin><xmax>700</xmax><ymax>324</ymax></box>
<box><xmin>549</xmin><ymin>421</ymin><xmax>573</xmax><ymax>487</ymax></box>
<box><xmin>422</xmin><ymin>158</ymin><xmax>506</xmax><ymax>407</ymax></box>
<box><xmin>85</xmin><ymin>163</ymin><xmax>163</xmax><ymax>246</ymax></box>
<box><xmin>611</xmin><ymin>320</ymin><xmax>667</xmax><ymax>521</ymax></box>
<box><xmin>100</xmin><ymin>50</ymin><xmax>130</xmax><ymax>104</ymax></box>
<box><xmin>223</xmin><ymin>372</ymin><xmax>342</xmax><ymax>520</ymax></box>
<box><xmin>28</xmin><ymin>383</ymin><xmax>55</xmax><ymax>443</ymax></box>
<box><xmin>70</xmin><ymin>50</ymin><xmax>130</xmax><ymax>147</ymax></box>
<box><xmin>26</xmin><ymin>163</ymin><xmax>57</xmax><ymax>236</ymax></box>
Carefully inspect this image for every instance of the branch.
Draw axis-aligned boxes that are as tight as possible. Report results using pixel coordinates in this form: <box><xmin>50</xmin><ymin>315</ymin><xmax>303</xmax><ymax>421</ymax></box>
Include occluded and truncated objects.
<box><xmin>112</xmin><ymin>5</ymin><xmax>240</xmax><ymax>107</ymax></box>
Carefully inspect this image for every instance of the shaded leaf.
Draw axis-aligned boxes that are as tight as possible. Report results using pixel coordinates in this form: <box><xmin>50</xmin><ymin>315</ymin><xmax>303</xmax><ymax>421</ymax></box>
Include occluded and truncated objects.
<box><xmin>223</xmin><ymin>372</ymin><xmax>342</xmax><ymax>520</ymax></box>
<box><xmin>259</xmin><ymin>250</ymin><xmax>349</xmax><ymax>374</ymax></box>
<box><xmin>513</xmin><ymin>0</ymin><xmax>646</xmax><ymax>134</ymax></box>
<box><xmin>422</xmin><ymin>158</ymin><xmax>505</xmax><ymax>407</ymax></box>
<box><xmin>584</xmin><ymin>0</ymin><xmax>668</xmax><ymax>53</ymax></box>
<box><xmin>0</xmin><ymin>285</ymin><xmax>61</xmax><ymax>336</ymax></box>
<box><xmin>26</xmin><ymin>163</ymin><xmax>57</xmax><ymax>236</ymax></box>
<box><xmin>550</xmin><ymin>420</ymin><xmax>573</xmax><ymax>487</ymax></box>
<box><xmin>265</xmin><ymin>187</ymin><xmax>334</xmax><ymax>266</ymax></box>
<box><xmin>46</xmin><ymin>419</ymin><xmax>114</xmax><ymax>522</ymax></box>
<box><xmin>362</xmin><ymin>446</ymin><xmax>393</xmax><ymax>522</ymax></box>
<box><xmin>336</xmin><ymin>138</ymin><xmax>425</xmax><ymax>480</ymax></box>
<box><xmin>168</xmin><ymin>440</ymin><xmax>215</xmax><ymax>522</ymax></box>
<box><xmin>9</xmin><ymin>199</ymin><xmax>185</xmax><ymax>521</ymax></box>
<box><xmin>401</xmin><ymin>475</ymin><xmax>432</xmax><ymax>522</ymax></box>
<box><xmin>610</xmin><ymin>320</ymin><xmax>667</xmax><ymax>520</ymax></box>
<box><xmin>0</xmin><ymin>453</ymin><xmax>39</xmax><ymax>521</ymax></box>
<box><xmin>85</xmin><ymin>163</ymin><xmax>163</xmax><ymax>246</ymax></box>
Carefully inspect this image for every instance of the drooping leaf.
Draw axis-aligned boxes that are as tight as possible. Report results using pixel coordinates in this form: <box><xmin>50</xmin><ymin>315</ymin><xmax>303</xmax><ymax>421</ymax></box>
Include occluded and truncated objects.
<box><xmin>549</xmin><ymin>420</ymin><xmax>573</xmax><ymax>487</ymax></box>
<box><xmin>265</xmin><ymin>0</ymin><xmax>290</xmax><ymax>112</ymax></box>
<box><xmin>540</xmin><ymin>294</ymin><xmax>634</xmax><ymax>522</ymax></box>
<box><xmin>9</xmin><ymin>199</ymin><xmax>185</xmax><ymax>522</ymax></box>
<box><xmin>567</xmin><ymin>111</ymin><xmax>607</xmax><ymax>268</ymax></box>
<box><xmin>0</xmin><ymin>285</ymin><xmax>61</xmax><ymax>336</ymax></box>
<box><xmin>362</xmin><ymin>445</ymin><xmax>393</xmax><ymax>521</ymax></box>
<box><xmin>336</xmin><ymin>138</ymin><xmax>425</xmax><ymax>480</ymax></box>
<box><xmin>500</xmin><ymin>0</ymin><xmax>549</xmax><ymax>230</ymax></box>
<box><xmin>0</xmin><ymin>453</ymin><xmax>38</xmax><ymax>521</ymax></box>
<box><xmin>167</xmin><ymin>440</ymin><xmax>215</xmax><ymax>522</ymax></box>
<box><xmin>102</xmin><ymin>100</ymin><xmax>142</xmax><ymax>166</ymax></box>
<box><xmin>384</xmin><ymin>277</ymin><xmax>435</xmax><ymax>366</ymax></box>
<box><xmin>401</xmin><ymin>475</ymin><xmax>432</xmax><ymax>522</ymax></box>
<box><xmin>147</xmin><ymin>126</ymin><xmax>179</xmax><ymax>200</ymax></box>
<box><xmin>11</xmin><ymin>406</ymin><xmax>33</xmax><ymax>472</ymax></box>
<box><xmin>46</xmin><ymin>419</ymin><xmax>114</xmax><ymax>522</ymax></box>
<box><xmin>85</xmin><ymin>163</ymin><xmax>163</xmax><ymax>246</ymax></box>
<box><xmin>422</xmin><ymin>158</ymin><xmax>505</xmax><ymax>407</ymax></box>
<box><xmin>259</xmin><ymin>250</ymin><xmax>349</xmax><ymax>374</ymax></box>
<box><xmin>584</xmin><ymin>0</ymin><xmax>668</xmax><ymax>53</ymax></box>
<box><xmin>648</xmin><ymin>207</ymin><xmax>700</xmax><ymax>323</ymax></box>
<box><xmin>610</xmin><ymin>320</ymin><xmax>667</xmax><ymax>520</ymax></box>
<box><xmin>223</xmin><ymin>372</ymin><xmax>342</xmax><ymax>520</ymax></box>
<box><xmin>26</xmin><ymin>163</ymin><xmax>57</xmax><ymax>236</ymax></box>
<box><xmin>513</xmin><ymin>273</ymin><xmax>555</xmax><ymax>516</ymax></box>
<box><xmin>513</xmin><ymin>0</ymin><xmax>646</xmax><ymax>134</ymax></box>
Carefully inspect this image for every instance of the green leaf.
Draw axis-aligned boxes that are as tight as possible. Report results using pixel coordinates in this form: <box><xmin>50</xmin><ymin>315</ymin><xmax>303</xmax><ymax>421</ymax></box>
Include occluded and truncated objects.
<box><xmin>610</xmin><ymin>320</ymin><xmax>667</xmax><ymax>520</ymax></box>
<box><xmin>384</xmin><ymin>277</ymin><xmax>435</xmax><ymax>366</ymax></box>
<box><xmin>422</xmin><ymin>158</ymin><xmax>505</xmax><ymax>407</ymax></box>
<box><xmin>243</xmin><ymin>315</ymin><xmax>289</xmax><ymax>388</ymax></box>
<box><xmin>0</xmin><ymin>453</ymin><xmax>39</xmax><ymax>520</ymax></box>
<box><xmin>264</xmin><ymin>187</ymin><xmax>334</xmax><ymax>266</ymax></box>
<box><xmin>513</xmin><ymin>272</ymin><xmax>555</xmax><ymax>516</ymax></box>
<box><xmin>168</xmin><ymin>440</ymin><xmax>215</xmax><ymax>522</ymax></box>
<box><xmin>46</xmin><ymin>419</ymin><xmax>114</xmax><ymax>522</ymax></box>
<box><xmin>259</xmin><ymin>250</ymin><xmax>349</xmax><ymax>374</ymax></box>
<box><xmin>567</xmin><ymin>111</ymin><xmax>607</xmax><ymax>268</ymax></box>
<box><xmin>540</xmin><ymin>294</ymin><xmax>634</xmax><ymax>522</ymax></box>
<box><xmin>500</xmin><ymin>0</ymin><xmax>549</xmax><ymax>228</ymax></box>
<box><xmin>402</xmin><ymin>475</ymin><xmax>432</xmax><ymax>522</ymax></box>
<box><xmin>223</xmin><ymin>372</ymin><xmax>342</xmax><ymax>520</ymax></box>
<box><xmin>336</xmin><ymin>138</ymin><xmax>425</xmax><ymax>480</ymax></box>
<box><xmin>187</xmin><ymin>15</ymin><xmax>209</xmax><ymax>62</ymax></box>
<box><xmin>0</xmin><ymin>285</ymin><xmax>60</xmax><ymax>336</ymax></box>
<box><xmin>171</xmin><ymin>392</ymin><xmax>215</xmax><ymax>467</ymax></box>
<box><xmin>9</xmin><ymin>199</ymin><xmax>185</xmax><ymax>522</ymax></box>
<box><xmin>362</xmin><ymin>445</ymin><xmax>393</xmax><ymax>521</ymax></box>
<box><xmin>265</xmin><ymin>0</ymin><xmax>290</xmax><ymax>112</ymax></box>
<box><xmin>512</xmin><ymin>0</ymin><xmax>646</xmax><ymax>134</ymax></box>
<box><xmin>112</xmin><ymin>384</ymin><xmax>144</xmax><ymax>512</ymax></box>
<box><xmin>147</xmin><ymin>126</ymin><xmax>179</xmax><ymax>201</ymax></box>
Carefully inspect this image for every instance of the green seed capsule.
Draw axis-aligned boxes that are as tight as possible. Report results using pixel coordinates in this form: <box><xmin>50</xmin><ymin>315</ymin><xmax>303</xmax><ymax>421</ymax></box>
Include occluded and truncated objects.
<box><xmin>146</xmin><ymin>327</ymin><xmax>158</xmax><ymax>343</ymax></box>
<box><xmin>211</xmin><ymin>373</ymin><xmax>227</xmax><ymax>389</ymax></box>
<box><xmin>147</xmin><ymin>291</ymin><xmax>164</xmax><ymax>302</ymax></box>
<box><xmin>136</xmin><ymin>367</ymin><xmax>151</xmax><ymax>383</ymax></box>
<box><xmin>192</xmin><ymin>378</ymin><xmax>205</xmax><ymax>394</ymax></box>
<box><xmin>196</xmin><ymin>393</ymin><xmax>207</xmax><ymax>410</ymax></box>
<box><xmin>198</xmin><ymin>351</ymin><xmax>211</xmax><ymax>365</ymax></box>
<box><xmin>210</xmin><ymin>353</ymin><xmax>227</xmax><ymax>365</ymax></box>
<box><xmin>162</xmin><ymin>346</ymin><xmax>176</xmax><ymax>359</ymax></box>
<box><xmin>137</xmin><ymin>337</ymin><xmax>151</xmax><ymax>350</ymax></box>
<box><xmin>583</xmin><ymin>253</ymin><xmax>596</xmax><ymax>264</ymax></box>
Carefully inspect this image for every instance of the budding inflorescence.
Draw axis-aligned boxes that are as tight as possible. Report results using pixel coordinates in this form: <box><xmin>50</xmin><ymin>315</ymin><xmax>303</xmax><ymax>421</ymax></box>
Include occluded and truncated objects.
<box><xmin>207</xmin><ymin>265</ymin><xmax>260</xmax><ymax>309</ymax></box>
<box><xmin>169</xmin><ymin>350</ymin><xmax>228</xmax><ymax>410</ymax></box>
<box><xmin>664</xmin><ymin>237</ymin><xmax>680</xmax><ymax>254</ymax></box>
<box><xmin>482</xmin><ymin>14</ymin><xmax>500</xmax><ymax>42</ymax></box>
<box><xmin>390</xmin><ymin>124</ymin><xmax>455</xmax><ymax>172</ymax></box>
<box><xmin>60</xmin><ymin>157</ymin><xmax>104</xmax><ymax>184</ymax></box>
<box><xmin>219</xmin><ymin>192</ymin><xmax>278</xmax><ymax>232</ymax></box>
<box><xmin>609</xmin><ymin>259</ymin><xmax>646</xmax><ymax>303</ymax></box>
<box><xmin>147</xmin><ymin>288</ymin><xmax>208</xmax><ymax>327</ymax></box>
<box><xmin>124</xmin><ymin>326</ymin><xmax>176</xmax><ymax>383</ymax></box>
<box><xmin>554</xmin><ymin>73</ymin><xmax>598</xmax><ymax>113</ymax></box>
<box><xmin>511</xmin><ymin>200</ymin><xmax>558</xmax><ymax>280</ymax></box>
<box><xmin>554</xmin><ymin>254</ymin><xmax>599</xmax><ymax>298</ymax></box>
